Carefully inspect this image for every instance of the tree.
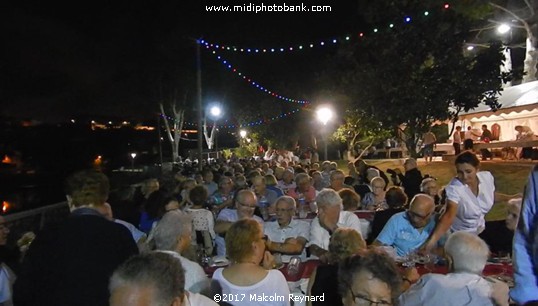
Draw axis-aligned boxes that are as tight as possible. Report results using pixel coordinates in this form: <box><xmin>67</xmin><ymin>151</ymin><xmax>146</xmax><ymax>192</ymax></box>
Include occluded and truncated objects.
<box><xmin>202</xmin><ymin>117</ymin><xmax>217</xmax><ymax>150</ymax></box>
<box><xmin>332</xmin><ymin>109</ymin><xmax>392</xmax><ymax>159</ymax></box>
<box><xmin>326</xmin><ymin>1</ymin><xmax>510</xmax><ymax>157</ymax></box>
<box><xmin>159</xmin><ymin>93</ymin><xmax>187</xmax><ymax>163</ymax></box>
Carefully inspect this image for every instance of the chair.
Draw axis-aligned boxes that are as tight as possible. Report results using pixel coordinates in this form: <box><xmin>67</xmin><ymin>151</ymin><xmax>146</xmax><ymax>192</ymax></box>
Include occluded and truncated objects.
<box><xmin>491</xmin><ymin>124</ymin><xmax>501</xmax><ymax>141</ymax></box>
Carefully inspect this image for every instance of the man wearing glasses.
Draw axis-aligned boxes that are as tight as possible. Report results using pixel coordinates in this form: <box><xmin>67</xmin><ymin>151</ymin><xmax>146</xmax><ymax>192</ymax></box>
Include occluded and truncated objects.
<box><xmin>373</xmin><ymin>194</ymin><xmax>436</xmax><ymax>257</ymax></box>
<box><xmin>214</xmin><ymin>189</ymin><xmax>264</xmax><ymax>256</ymax></box>
<box><xmin>264</xmin><ymin>196</ymin><xmax>310</xmax><ymax>262</ymax></box>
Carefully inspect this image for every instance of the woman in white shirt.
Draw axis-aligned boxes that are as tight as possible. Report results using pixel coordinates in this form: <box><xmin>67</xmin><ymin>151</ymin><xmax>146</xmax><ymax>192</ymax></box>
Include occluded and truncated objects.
<box><xmin>421</xmin><ymin>152</ymin><xmax>519</xmax><ymax>253</ymax></box>
<box><xmin>212</xmin><ymin>219</ymin><xmax>290</xmax><ymax>306</ymax></box>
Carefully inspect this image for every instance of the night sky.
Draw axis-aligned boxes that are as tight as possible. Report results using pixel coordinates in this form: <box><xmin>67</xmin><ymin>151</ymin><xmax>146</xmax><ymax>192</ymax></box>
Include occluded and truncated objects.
<box><xmin>1</xmin><ymin>1</ymin><xmax>362</xmax><ymax>122</ymax></box>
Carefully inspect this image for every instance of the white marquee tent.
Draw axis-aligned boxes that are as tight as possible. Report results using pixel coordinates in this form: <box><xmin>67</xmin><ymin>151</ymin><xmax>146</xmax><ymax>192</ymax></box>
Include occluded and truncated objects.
<box><xmin>454</xmin><ymin>81</ymin><xmax>538</xmax><ymax>141</ymax></box>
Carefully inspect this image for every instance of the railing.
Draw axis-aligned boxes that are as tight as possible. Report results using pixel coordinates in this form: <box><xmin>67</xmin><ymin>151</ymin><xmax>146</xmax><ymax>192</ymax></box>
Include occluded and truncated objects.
<box><xmin>4</xmin><ymin>202</ymin><xmax>70</xmax><ymax>237</ymax></box>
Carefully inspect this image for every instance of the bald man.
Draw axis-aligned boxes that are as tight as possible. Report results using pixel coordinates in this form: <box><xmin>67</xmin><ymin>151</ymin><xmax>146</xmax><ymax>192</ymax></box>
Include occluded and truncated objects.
<box><xmin>373</xmin><ymin>194</ymin><xmax>437</xmax><ymax>256</ymax></box>
<box><xmin>214</xmin><ymin>189</ymin><xmax>264</xmax><ymax>256</ymax></box>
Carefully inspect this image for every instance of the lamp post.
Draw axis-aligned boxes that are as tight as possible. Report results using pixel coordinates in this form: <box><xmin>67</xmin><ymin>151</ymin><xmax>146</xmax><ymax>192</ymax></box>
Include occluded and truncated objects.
<box><xmin>130</xmin><ymin>152</ymin><xmax>137</xmax><ymax>169</ymax></box>
<box><xmin>207</xmin><ymin>105</ymin><xmax>222</xmax><ymax>160</ymax></box>
<box><xmin>316</xmin><ymin>107</ymin><xmax>334</xmax><ymax>161</ymax></box>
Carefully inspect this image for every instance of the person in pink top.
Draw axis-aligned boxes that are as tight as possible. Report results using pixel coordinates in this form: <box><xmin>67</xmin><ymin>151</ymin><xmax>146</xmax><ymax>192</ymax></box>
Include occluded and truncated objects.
<box><xmin>287</xmin><ymin>173</ymin><xmax>316</xmax><ymax>203</ymax></box>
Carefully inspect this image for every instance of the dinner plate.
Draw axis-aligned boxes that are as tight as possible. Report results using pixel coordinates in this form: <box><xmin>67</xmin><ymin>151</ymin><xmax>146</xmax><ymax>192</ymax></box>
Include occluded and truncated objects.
<box><xmin>210</xmin><ymin>256</ymin><xmax>230</xmax><ymax>267</ymax></box>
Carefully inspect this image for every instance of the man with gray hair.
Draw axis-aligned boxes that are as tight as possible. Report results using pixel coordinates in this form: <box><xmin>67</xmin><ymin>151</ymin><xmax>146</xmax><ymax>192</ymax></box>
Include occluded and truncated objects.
<box><xmin>109</xmin><ymin>252</ymin><xmax>217</xmax><ymax>306</ymax></box>
<box><xmin>399</xmin><ymin>231</ymin><xmax>509</xmax><ymax>306</ymax></box>
<box><xmin>151</xmin><ymin>210</ymin><xmax>209</xmax><ymax>293</ymax></box>
<box><xmin>309</xmin><ymin>189</ymin><xmax>364</xmax><ymax>262</ymax></box>
<box><xmin>264</xmin><ymin>196</ymin><xmax>310</xmax><ymax>262</ymax></box>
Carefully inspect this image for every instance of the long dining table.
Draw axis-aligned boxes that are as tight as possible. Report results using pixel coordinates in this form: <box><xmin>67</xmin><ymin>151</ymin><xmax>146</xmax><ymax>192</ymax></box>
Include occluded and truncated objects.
<box><xmin>204</xmin><ymin>257</ymin><xmax>513</xmax><ymax>283</ymax></box>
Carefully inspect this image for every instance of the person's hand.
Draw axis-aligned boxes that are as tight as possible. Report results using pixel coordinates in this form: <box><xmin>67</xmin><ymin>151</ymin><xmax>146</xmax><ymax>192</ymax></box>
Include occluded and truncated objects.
<box><xmin>417</xmin><ymin>241</ymin><xmax>434</xmax><ymax>256</ymax></box>
<box><xmin>261</xmin><ymin>250</ymin><xmax>276</xmax><ymax>270</ymax></box>
<box><xmin>222</xmin><ymin>197</ymin><xmax>233</xmax><ymax>208</ymax></box>
<box><xmin>318</xmin><ymin>252</ymin><xmax>330</xmax><ymax>264</ymax></box>
<box><xmin>486</xmin><ymin>277</ymin><xmax>509</xmax><ymax>306</ymax></box>
<box><xmin>403</xmin><ymin>267</ymin><xmax>420</xmax><ymax>283</ymax></box>
<box><xmin>265</xmin><ymin>238</ymin><xmax>276</xmax><ymax>251</ymax></box>
<box><xmin>17</xmin><ymin>231</ymin><xmax>36</xmax><ymax>253</ymax></box>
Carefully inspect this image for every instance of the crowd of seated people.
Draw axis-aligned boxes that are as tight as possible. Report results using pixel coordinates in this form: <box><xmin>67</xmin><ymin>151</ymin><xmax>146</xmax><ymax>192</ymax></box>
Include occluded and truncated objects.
<box><xmin>1</xmin><ymin>152</ymin><xmax>533</xmax><ymax>306</ymax></box>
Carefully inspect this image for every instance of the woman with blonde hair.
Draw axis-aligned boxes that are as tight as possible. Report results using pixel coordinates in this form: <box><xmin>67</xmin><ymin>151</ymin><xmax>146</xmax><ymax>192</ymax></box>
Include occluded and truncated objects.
<box><xmin>307</xmin><ymin>228</ymin><xmax>367</xmax><ymax>306</ymax></box>
<box><xmin>211</xmin><ymin>219</ymin><xmax>290</xmax><ymax>305</ymax></box>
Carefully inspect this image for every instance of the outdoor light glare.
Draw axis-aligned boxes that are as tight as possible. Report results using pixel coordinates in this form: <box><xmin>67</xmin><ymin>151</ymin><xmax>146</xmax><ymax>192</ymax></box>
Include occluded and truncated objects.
<box><xmin>130</xmin><ymin>153</ymin><xmax>137</xmax><ymax>159</ymax></box>
<box><xmin>316</xmin><ymin>107</ymin><xmax>333</xmax><ymax>125</ymax></box>
<box><xmin>240</xmin><ymin>130</ymin><xmax>247</xmax><ymax>138</ymax></box>
<box><xmin>467</xmin><ymin>45</ymin><xmax>474</xmax><ymax>51</ymax></box>
<box><xmin>497</xmin><ymin>24</ymin><xmax>511</xmax><ymax>34</ymax></box>
<box><xmin>210</xmin><ymin>106</ymin><xmax>222</xmax><ymax>117</ymax></box>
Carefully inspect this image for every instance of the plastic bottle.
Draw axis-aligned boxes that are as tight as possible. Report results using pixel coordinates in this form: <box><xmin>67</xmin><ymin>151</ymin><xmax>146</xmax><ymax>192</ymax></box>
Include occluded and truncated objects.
<box><xmin>259</xmin><ymin>195</ymin><xmax>269</xmax><ymax>220</ymax></box>
<box><xmin>298</xmin><ymin>195</ymin><xmax>307</xmax><ymax>219</ymax></box>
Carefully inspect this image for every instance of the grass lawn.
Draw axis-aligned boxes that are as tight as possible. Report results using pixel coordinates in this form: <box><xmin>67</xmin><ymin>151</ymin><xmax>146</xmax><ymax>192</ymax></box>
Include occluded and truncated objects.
<box><xmin>337</xmin><ymin>158</ymin><xmax>536</xmax><ymax>221</ymax></box>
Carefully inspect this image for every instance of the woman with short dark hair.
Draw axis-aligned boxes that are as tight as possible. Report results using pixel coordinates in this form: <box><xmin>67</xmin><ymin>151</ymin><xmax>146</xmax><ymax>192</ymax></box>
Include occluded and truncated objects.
<box><xmin>420</xmin><ymin>151</ymin><xmax>520</xmax><ymax>253</ymax></box>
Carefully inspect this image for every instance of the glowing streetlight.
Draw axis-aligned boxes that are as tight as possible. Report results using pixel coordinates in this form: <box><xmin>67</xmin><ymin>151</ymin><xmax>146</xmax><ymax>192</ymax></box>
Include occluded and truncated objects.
<box><xmin>316</xmin><ymin>107</ymin><xmax>333</xmax><ymax>125</ymax></box>
<box><xmin>207</xmin><ymin>104</ymin><xmax>223</xmax><ymax>158</ymax></box>
<box><xmin>130</xmin><ymin>152</ymin><xmax>137</xmax><ymax>169</ymax></box>
<box><xmin>210</xmin><ymin>106</ymin><xmax>222</xmax><ymax>118</ymax></box>
<box><xmin>240</xmin><ymin>130</ymin><xmax>247</xmax><ymax>138</ymax></box>
<box><xmin>497</xmin><ymin>24</ymin><xmax>511</xmax><ymax>35</ymax></box>
<box><xmin>316</xmin><ymin>106</ymin><xmax>334</xmax><ymax>161</ymax></box>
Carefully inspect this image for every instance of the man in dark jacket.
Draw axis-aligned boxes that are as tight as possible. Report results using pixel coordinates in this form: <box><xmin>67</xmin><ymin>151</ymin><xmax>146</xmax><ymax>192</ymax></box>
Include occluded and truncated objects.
<box><xmin>14</xmin><ymin>170</ymin><xmax>138</xmax><ymax>306</ymax></box>
<box><xmin>395</xmin><ymin>158</ymin><xmax>423</xmax><ymax>202</ymax></box>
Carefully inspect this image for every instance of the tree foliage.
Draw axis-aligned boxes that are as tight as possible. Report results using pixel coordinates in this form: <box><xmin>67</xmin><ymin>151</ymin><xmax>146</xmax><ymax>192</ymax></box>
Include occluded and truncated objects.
<box><xmin>326</xmin><ymin>0</ymin><xmax>510</xmax><ymax>156</ymax></box>
<box><xmin>332</xmin><ymin>109</ymin><xmax>392</xmax><ymax>157</ymax></box>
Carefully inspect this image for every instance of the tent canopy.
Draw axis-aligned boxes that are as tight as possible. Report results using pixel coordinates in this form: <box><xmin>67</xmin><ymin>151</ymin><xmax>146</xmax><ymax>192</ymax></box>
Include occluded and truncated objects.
<box><xmin>454</xmin><ymin>81</ymin><xmax>538</xmax><ymax>141</ymax></box>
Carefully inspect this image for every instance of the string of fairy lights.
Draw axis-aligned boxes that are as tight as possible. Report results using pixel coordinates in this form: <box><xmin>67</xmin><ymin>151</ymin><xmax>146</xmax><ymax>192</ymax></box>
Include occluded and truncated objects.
<box><xmin>200</xmin><ymin>3</ymin><xmax>451</xmax><ymax>54</ymax></box>
<box><xmin>160</xmin><ymin>108</ymin><xmax>302</xmax><ymax>129</ymax></box>
<box><xmin>160</xmin><ymin>3</ymin><xmax>453</xmax><ymax>129</ymax></box>
<box><xmin>207</xmin><ymin>50</ymin><xmax>309</xmax><ymax>105</ymax></box>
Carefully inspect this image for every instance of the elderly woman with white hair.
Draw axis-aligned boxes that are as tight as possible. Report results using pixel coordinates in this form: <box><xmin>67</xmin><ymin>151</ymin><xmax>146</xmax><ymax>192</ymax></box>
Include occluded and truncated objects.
<box><xmin>308</xmin><ymin>189</ymin><xmax>364</xmax><ymax>262</ymax></box>
<box><xmin>399</xmin><ymin>231</ymin><xmax>509</xmax><ymax>306</ymax></box>
<box><xmin>361</xmin><ymin>177</ymin><xmax>388</xmax><ymax>211</ymax></box>
<box><xmin>151</xmin><ymin>210</ymin><xmax>210</xmax><ymax>293</ymax></box>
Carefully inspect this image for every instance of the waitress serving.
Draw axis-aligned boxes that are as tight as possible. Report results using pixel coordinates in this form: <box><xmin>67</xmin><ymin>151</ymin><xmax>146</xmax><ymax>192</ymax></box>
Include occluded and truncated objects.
<box><xmin>421</xmin><ymin>151</ymin><xmax>520</xmax><ymax>253</ymax></box>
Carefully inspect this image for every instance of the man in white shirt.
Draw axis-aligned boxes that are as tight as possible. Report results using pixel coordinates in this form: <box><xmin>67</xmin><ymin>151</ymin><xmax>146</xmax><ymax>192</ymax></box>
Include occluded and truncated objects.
<box><xmin>309</xmin><ymin>189</ymin><xmax>364</xmax><ymax>262</ymax></box>
<box><xmin>399</xmin><ymin>232</ymin><xmax>509</xmax><ymax>306</ymax></box>
<box><xmin>109</xmin><ymin>252</ymin><xmax>218</xmax><ymax>306</ymax></box>
<box><xmin>214</xmin><ymin>190</ymin><xmax>264</xmax><ymax>256</ymax></box>
<box><xmin>264</xmin><ymin>196</ymin><xmax>310</xmax><ymax>262</ymax></box>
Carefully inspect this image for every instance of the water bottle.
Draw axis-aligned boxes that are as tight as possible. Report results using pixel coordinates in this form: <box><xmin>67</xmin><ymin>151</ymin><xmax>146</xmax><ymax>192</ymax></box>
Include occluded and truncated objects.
<box><xmin>298</xmin><ymin>195</ymin><xmax>307</xmax><ymax>219</ymax></box>
<box><xmin>259</xmin><ymin>195</ymin><xmax>269</xmax><ymax>221</ymax></box>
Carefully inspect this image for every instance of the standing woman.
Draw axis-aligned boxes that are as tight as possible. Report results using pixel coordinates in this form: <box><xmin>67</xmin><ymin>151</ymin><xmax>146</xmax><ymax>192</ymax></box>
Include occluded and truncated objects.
<box><xmin>421</xmin><ymin>151</ymin><xmax>519</xmax><ymax>252</ymax></box>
